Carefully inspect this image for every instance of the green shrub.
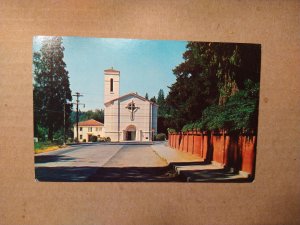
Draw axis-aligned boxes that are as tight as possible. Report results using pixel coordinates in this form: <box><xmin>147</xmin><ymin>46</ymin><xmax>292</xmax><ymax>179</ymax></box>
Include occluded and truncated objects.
<box><xmin>182</xmin><ymin>123</ymin><xmax>195</xmax><ymax>132</ymax></box>
<box><xmin>98</xmin><ymin>137</ymin><xmax>106</xmax><ymax>142</ymax></box>
<box><xmin>180</xmin><ymin>80</ymin><xmax>259</xmax><ymax>133</ymax></box>
<box><xmin>91</xmin><ymin>135</ymin><xmax>97</xmax><ymax>142</ymax></box>
<box><xmin>53</xmin><ymin>129</ymin><xmax>64</xmax><ymax>145</ymax></box>
<box><xmin>182</xmin><ymin>124</ymin><xmax>188</xmax><ymax>132</ymax></box>
<box><xmin>155</xmin><ymin>133</ymin><xmax>166</xmax><ymax>141</ymax></box>
<box><xmin>53</xmin><ymin>140</ymin><xmax>64</xmax><ymax>145</ymax></box>
<box><xmin>167</xmin><ymin>128</ymin><xmax>176</xmax><ymax>134</ymax></box>
<box><xmin>194</xmin><ymin>121</ymin><xmax>204</xmax><ymax>130</ymax></box>
<box><xmin>36</xmin><ymin>125</ymin><xmax>48</xmax><ymax>142</ymax></box>
<box><xmin>34</xmin><ymin>142</ymin><xmax>43</xmax><ymax>150</ymax></box>
<box><xmin>98</xmin><ymin>137</ymin><xmax>111</xmax><ymax>142</ymax></box>
<box><xmin>34</xmin><ymin>141</ymin><xmax>55</xmax><ymax>150</ymax></box>
<box><xmin>66</xmin><ymin>138</ymin><xmax>73</xmax><ymax>144</ymax></box>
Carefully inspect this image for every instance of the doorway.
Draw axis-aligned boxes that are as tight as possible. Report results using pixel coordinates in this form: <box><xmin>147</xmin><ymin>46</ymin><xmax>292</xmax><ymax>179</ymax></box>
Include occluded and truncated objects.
<box><xmin>88</xmin><ymin>134</ymin><xmax>92</xmax><ymax>142</ymax></box>
<box><xmin>125</xmin><ymin>125</ymin><xmax>136</xmax><ymax>141</ymax></box>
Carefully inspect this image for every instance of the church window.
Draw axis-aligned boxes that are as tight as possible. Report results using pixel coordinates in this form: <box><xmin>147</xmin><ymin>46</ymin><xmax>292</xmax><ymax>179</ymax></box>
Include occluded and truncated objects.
<box><xmin>110</xmin><ymin>78</ymin><xmax>113</xmax><ymax>92</ymax></box>
<box><xmin>88</xmin><ymin>127</ymin><xmax>92</xmax><ymax>132</ymax></box>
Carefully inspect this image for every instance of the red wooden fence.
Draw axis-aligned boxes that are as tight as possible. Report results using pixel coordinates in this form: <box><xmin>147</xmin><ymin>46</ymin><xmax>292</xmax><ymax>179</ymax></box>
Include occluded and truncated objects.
<box><xmin>168</xmin><ymin>131</ymin><xmax>256</xmax><ymax>175</ymax></box>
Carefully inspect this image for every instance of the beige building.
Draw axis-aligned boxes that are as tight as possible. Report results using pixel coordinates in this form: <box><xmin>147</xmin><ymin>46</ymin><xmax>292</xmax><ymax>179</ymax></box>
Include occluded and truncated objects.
<box><xmin>103</xmin><ymin>68</ymin><xmax>158</xmax><ymax>142</ymax></box>
<box><xmin>74</xmin><ymin>119</ymin><xmax>104</xmax><ymax>142</ymax></box>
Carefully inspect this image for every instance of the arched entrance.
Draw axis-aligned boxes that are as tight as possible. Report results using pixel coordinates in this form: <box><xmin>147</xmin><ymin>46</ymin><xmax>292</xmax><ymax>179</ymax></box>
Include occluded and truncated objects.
<box><xmin>125</xmin><ymin>125</ymin><xmax>136</xmax><ymax>141</ymax></box>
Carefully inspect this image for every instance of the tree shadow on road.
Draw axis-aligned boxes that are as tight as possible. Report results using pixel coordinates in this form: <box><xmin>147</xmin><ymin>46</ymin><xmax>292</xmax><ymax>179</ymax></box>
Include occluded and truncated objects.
<box><xmin>35</xmin><ymin>165</ymin><xmax>184</xmax><ymax>182</ymax></box>
<box><xmin>35</xmin><ymin>161</ymin><xmax>252</xmax><ymax>182</ymax></box>
<box><xmin>35</xmin><ymin>155</ymin><xmax>76</xmax><ymax>164</ymax></box>
<box><xmin>179</xmin><ymin>168</ymin><xmax>253</xmax><ymax>183</ymax></box>
<box><xmin>87</xmin><ymin>166</ymin><xmax>184</xmax><ymax>182</ymax></box>
<box><xmin>35</xmin><ymin>166</ymin><xmax>99</xmax><ymax>182</ymax></box>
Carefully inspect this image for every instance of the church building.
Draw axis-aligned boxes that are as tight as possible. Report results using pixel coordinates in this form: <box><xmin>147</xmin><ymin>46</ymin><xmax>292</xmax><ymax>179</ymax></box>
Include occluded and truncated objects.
<box><xmin>103</xmin><ymin>68</ymin><xmax>158</xmax><ymax>142</ymax></box>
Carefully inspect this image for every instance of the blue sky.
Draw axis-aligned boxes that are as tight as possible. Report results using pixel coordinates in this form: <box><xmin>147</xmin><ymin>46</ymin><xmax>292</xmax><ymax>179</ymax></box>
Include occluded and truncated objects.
<box><xmin>33</xmin><ymin>36</ymin><xmax>187</xmax><ymax>110</ymax></box>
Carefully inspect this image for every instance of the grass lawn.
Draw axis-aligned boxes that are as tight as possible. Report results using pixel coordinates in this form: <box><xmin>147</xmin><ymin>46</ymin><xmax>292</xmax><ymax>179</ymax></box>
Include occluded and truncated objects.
<box><xmin>34</xmin><ymin>142</ymin><xmax>65</xmax><ymax>154</ymax></box>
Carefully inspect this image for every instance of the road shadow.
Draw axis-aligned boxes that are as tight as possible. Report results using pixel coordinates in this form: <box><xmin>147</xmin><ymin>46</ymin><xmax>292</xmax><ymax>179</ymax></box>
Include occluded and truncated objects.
<box><xmin>35</xmin><ymin>165</ymin><xmax>184</xmax><ymax>182</ymax></box>
<box><xmin>180</xmin><ymin>167</ymin><xmax>253</xmax><ymax>183</ymax></box>
<box><xmin>87</xmin><ymin>166</ymin><xmax>184</xmax><ymax>182</ymax></box>
<box><xmin>35</xmin><ymin>161</ymin><xmax>251</xmax><ymax>182</ymax></box>
<box><xmin>35</xmin><ymin>166</ymin><xmax>99</xmax><ymax>182</ymax></box>
<box><xmin>35</xmin><ymin>155</ymin><xmax>76</xmax><ymax>164</ymax></box>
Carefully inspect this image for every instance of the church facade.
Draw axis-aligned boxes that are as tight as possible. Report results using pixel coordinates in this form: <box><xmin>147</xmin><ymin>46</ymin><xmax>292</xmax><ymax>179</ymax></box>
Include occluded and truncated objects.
<box><xmin>103</xmin><ymin>68</ymin><xmax>158</xmax><ymax>142</ymax></box>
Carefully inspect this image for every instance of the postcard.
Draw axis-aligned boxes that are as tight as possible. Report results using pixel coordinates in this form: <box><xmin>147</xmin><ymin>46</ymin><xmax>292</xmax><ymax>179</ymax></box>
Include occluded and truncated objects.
<box><xmin>33</xmin><ymin>36</ymin><xmax>261</xmax><ymax>182</ymax></box>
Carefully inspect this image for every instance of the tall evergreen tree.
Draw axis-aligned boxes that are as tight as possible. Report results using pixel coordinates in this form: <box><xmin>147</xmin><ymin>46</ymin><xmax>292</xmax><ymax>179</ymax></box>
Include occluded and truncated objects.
<box><xmin>150</xmin><ymin>96</ymin><xmax>157</xmax><ymax>103</ymax></box>
<box><xmin>157</xmin><ymin>89</ymin><xmax>165</xmax><ymax>104</ymax></box>
<box><xmin>156</xmin><ymin>89</ymin><xmax>170</xmax><ymax>134</ymax></box>
<box><xmin>33</xmin><ymin>37</ymin><xmax>72</xmax><ymax>141</ymax></box>
<box><xmin>145</xmin><ymin>93</ymin><xmax>149</xmax><ymax>100</ymax></box>
<box><xmin>157</xmin><ymin>89</ymin><xmax>165</xmax><ymax>116</ymax></box>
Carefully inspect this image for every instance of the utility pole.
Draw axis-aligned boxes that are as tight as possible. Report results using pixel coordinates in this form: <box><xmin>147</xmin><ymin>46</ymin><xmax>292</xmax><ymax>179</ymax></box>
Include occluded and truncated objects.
<box><xmin>63</xmin><ymin>91</ymin><xmax>66</xmax><ymax>145</ymax></box>
<box><xmin>72</xmin><ymin>92</ymin><xmax>84</xmax><ymax>143</ymax></box>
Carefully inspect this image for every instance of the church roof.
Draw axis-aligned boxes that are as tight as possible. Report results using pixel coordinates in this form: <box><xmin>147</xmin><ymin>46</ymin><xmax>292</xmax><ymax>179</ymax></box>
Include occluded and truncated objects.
<box><xmin>75</xmin><ymin>119</ymin><xmax>104</xmax><ymax>127</ymax></box>
<box><xmin>104</xmin><ymin>68</ymin><xmax>120</xmax><ymax>75</ymax></box>
<box><xmin>104</xmin><ymin>92</ymin><xmax>159</xmax><ymax>106</ymax></box>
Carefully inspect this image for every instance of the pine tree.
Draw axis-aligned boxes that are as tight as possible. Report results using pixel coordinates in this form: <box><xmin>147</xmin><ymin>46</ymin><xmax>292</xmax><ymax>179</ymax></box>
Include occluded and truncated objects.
<box><xmin>150</xmin><ymin>96</ymin><xmax>157</xmax><ymax>103</ymax></box>
<box><xmin>157</xmin><ymin>89</ymin><xmax>167</xmax><ymax>117</ymax></box>
<box><xmin>33</xmin><ymin>37</ymin><xmax>72</xmax><ymax>141</ymax></box>
<box><xmin>157</xmin><ymin>89</ymin><xmax>165</xmax><ymax>105</ymax></box>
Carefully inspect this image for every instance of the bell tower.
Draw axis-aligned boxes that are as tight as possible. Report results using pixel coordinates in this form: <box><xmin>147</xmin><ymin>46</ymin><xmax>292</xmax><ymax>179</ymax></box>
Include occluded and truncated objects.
<box><xmin>104</xmin><ymin>67</ymin><xmax>120</xmax><ymax>103</ymax></box>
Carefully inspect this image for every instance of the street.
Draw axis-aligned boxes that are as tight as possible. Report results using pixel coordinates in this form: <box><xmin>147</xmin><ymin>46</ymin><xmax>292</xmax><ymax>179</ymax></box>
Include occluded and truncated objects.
<box><xmin>35</xmin><ymin>142</ymin><xmax>249</xmax><ymax>182</ymax></box>
<box><xmin>35</xmin><ymin>143</ymin><xmax>180</xmax><ymax>182</ymax></box>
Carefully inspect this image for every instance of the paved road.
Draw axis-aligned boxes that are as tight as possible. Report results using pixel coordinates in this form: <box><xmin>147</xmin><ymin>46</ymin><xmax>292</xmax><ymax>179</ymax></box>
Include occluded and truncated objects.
<box><xmin>35</xmin><ymin>144</ymin><xmax>123</xmax><ymax>168</ymax></box>
<box><xmin>35</xmin><ymin>142</ymin><xmax>248</xmax><ymax>182</ymax></box>
<box><xmin>35</xmin><ymin>143</ymin><xmax>171</xmax><ymax>182</ymax></box>
<box><xmin>103</xmin><ymin>145</ymin><xmax>167</xmax><ymax>167</ymax></box>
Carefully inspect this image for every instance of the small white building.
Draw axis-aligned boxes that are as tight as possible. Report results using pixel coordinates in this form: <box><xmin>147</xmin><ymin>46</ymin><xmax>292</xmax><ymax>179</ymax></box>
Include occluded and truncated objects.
<box><xmin>103</xmin><ymin>68</ymin><xmax>158</xmax><ymax>142</ymax></box>
<box><xmin>74</xmin><ymin>119</ymin><xmax>104</xmax><ymax>142</ymax></box>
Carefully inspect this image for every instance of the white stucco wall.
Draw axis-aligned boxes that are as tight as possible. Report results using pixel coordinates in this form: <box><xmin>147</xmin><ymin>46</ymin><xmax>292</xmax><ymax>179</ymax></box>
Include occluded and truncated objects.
<box><xmin>73</xmin><ymin>125</ymin><xmax>105</xmax><ymax>142</ymax></box>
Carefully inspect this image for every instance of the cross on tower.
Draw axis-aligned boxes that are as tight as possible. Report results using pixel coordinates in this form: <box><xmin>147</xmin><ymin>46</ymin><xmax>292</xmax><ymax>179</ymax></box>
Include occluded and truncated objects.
<box><xmin>126</xmin><ymin>100</ymin><xmax>139</xmax><ymax>121</ymax></box>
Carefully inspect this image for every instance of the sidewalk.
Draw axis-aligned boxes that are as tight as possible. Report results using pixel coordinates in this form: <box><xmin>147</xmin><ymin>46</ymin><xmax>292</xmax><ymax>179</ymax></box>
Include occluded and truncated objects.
<box><xmin>151</xmin><ymin>142</ymin><xmax>203</xmax><ymax>163</ymax></box>
<box><xmin>151</xmin><ymin>142</ymin><xmax>250</xmax><ymax>182</ymax></box>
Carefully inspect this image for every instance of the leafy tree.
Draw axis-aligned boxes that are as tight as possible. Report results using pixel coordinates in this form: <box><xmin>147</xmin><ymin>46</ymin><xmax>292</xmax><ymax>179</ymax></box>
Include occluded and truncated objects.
<box><xmin>222</xmin><ymin>79</ymin><xmax>259</xmax><ymax>132</ymax></box>
<box><xmin>33</xmin><ymin>37</ymin><xmax>72</xmax><ymax>141</ymax></box>
<box><xmin>183</xmin><ymin>79</ymin><xmax>259</xmax><ymax>133</ymax></box>
<box><xmin>166</xmin><ymin>43</ymin><xmax>219</xmax><ymax>130</ymax></box>
<box><xmin>145</xmin><ymin>93</ymin><xmax>149</xmax><ymax>100</ymax></box>
<box><xmin>92</xmin><ymin>109</ymin><xmax>104</xmax><ymax>122</ymax></box>
<box><xmin>71</xmin><ymin>109</ymin><xmax>104</xmax><ymax>124</ymax></box>
<box><xmin>166</xmin><ymin>41</ymin><xmax>260</xmax><ymax>131</ymax></box>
